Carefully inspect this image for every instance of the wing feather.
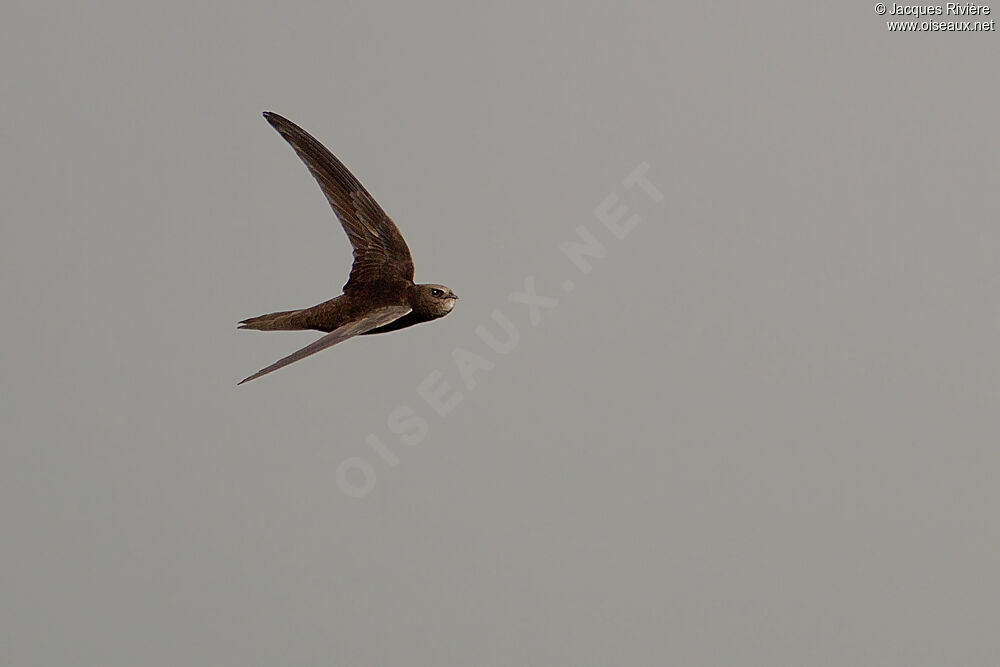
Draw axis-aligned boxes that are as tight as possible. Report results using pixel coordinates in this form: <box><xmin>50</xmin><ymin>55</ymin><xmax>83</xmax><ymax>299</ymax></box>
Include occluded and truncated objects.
<box><xmin>238</xmin><ymin>305</ymin><xmax>411</xmax><ymax>384</ymax></box>
<box><xmin>263</xmin><ymin>112</ymin><xmax>415</xmax><ymax>289</ymax></box>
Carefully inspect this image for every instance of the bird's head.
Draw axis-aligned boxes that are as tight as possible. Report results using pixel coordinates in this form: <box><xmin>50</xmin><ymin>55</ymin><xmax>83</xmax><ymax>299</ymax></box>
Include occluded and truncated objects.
<box><xmin>415</xmin><ymin>283</ymin><xmax>459</xmax><ymax>317</ymax></box>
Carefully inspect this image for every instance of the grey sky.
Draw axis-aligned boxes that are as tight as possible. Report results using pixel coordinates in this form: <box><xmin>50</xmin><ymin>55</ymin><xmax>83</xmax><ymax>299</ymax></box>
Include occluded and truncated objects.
<box><xmin>2</xmin><ymin>2</ymin><xmax>998</xmax><ymax>665</ymax></box>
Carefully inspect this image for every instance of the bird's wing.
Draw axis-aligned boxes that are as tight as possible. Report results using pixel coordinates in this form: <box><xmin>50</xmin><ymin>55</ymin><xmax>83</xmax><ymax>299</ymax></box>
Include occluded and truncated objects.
<box><xmin>263</xmin><ymin>112</ymin><xmax>415</xmax><ymax>290</ymax></box>
<box><xmin>238</xmin><ymin>304</ymin><xmax>412</xmax><ymax>385</ymax></box>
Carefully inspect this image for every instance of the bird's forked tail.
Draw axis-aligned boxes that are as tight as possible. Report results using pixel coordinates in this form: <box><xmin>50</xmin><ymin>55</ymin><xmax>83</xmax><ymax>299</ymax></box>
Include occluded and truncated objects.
<box><xmin>238</xmin><ymin>309</ymin><xmax>308</xmax><ymax>331</ymax></box>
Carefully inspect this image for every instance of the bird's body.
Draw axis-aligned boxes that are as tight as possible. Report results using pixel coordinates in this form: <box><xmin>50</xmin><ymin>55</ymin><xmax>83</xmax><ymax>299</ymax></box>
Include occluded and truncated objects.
<box><xmin>238</xmin><ymin>112</ymin><xmax>457</xmax><ymax>384</ymax></box>
<box><xmin>238</xmin><ymin>281</ymin><xmax>455</xmax><ymax>334</ymax></box>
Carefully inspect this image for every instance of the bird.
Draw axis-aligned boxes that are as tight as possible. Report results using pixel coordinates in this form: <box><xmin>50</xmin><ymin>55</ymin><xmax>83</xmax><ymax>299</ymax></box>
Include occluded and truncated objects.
<box><xmin>237</xmin><ymin>112</ymin><xmax>458</xmax><ymax>385</ymax></box>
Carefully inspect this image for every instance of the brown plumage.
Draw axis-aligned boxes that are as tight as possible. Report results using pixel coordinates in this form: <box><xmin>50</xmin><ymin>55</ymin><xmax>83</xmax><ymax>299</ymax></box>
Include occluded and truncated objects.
<box><xmin>238</xmin><ymin>112</ymin><xmax>457</xmax><ymax>385</ymax></box>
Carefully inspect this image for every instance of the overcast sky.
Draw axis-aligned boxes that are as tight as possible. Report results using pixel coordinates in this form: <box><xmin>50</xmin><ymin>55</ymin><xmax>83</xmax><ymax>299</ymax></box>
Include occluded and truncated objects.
<box><xmin>2</xmin><ymin>2</ymin><xmax>998</xmax><ymax>665</ymax></box>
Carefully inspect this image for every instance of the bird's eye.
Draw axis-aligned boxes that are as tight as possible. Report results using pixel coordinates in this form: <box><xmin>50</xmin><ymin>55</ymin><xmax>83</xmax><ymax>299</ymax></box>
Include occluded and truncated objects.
<box><xmin>430</xmin><ymin>288</ymin><xmax>443</xmax><ymax>297</ymax></box>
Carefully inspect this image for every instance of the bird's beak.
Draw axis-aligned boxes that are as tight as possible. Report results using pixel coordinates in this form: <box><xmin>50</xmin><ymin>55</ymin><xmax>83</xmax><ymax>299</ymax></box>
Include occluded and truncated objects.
<box><xmin>451</xmin><ymin>294</ymin><xmax>459</xmax><ymax>300</ymax></box>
